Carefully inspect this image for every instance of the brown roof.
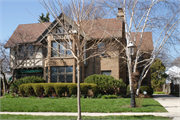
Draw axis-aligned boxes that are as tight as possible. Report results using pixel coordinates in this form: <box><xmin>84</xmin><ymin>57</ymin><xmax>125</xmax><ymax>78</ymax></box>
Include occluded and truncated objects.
<box><xmin>130</xmin><ymin>32</ymin><xmax>153</xmax><ymax>51</ymax></box>
<box><xmin>5</xmin><ymin>18</ymin><xmax>153</xmax><ymax>51</ymax></box>
<box><xmin>5</xmin><ymin>22</ymin><xmax>51</xmax><ymax>48</ymax></box>
<box><xmin>82</xmin><ymin>18</ymin><xmax>123</xmax><ymax>39</ymax></box>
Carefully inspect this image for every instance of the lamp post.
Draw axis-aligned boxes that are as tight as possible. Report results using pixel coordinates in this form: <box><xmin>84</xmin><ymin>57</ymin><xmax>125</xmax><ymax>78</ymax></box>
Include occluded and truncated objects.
<box><xmin>128</xmin><ymin>41</ymin><xmax>135</xmax><ymax>107</ymax></box>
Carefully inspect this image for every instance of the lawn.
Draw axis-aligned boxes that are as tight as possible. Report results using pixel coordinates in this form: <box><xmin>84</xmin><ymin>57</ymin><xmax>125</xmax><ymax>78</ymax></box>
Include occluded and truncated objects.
<box><xmin>0</xmin><ymin>97</ymin><xmax>167</xmax><ymax>112</ymax></box>
<box><xmin>0</xmin><ymin>114</ymin><xmax>172</xmax><ymax>120</ymax></box>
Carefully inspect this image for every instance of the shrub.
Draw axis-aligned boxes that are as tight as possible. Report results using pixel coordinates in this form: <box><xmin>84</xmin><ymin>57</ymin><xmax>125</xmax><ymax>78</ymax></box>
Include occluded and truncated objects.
<box><xmin>84</xmin><ymin>74</ymin><xmax>125</xmax><ymax>94</ymax></box>
<box><xmin>70</xmin><ymin>94</ymin><xmax>76</xmax><ymax>98</ymax></box>
<box><xmin>54</xmin><ymin>83</ymin><xmax>68</xmax><ymax>97</ymax></box>
<box><xmin>140</xmin><ymin>86</ymin><xmax>153</xmax><ymax>96</ymax></box>
<box><xmin>3</xmin><ymin>93</ymin><xmax>14</xmax><ymax>98</ymax></box>
<box><xmin>101</xmin><ymin>95</ymin><xmax>117</xmax><ymax>99</ymax></box>
<box><xmin>19</xmin><ymin>84</ymin><xmax>26</xmax><ymax>97</ymax></box>
<box><xmin>97</xmin><ymin>94</ymin><xmax>102</xmax><ymax>99</ymax></box>
<box><xmin>67</xmin><ymin>83</ymin><xmax>77</xmax><ymax>95</ymax></box>
<box><xmin>80</xmin><ymin>83</ymin><xmax>91</xmax><ymax>96</ymax></box>
<box><xmin>126</xmin><ymin>85</ymin><xmax>153</xmax><ymax>96</ymax></box>
<box><xmin>43</xmin><ymin>83</ymin><xmax>55</xmax><ymax>96</ymax></box>
<box><xmin>10</xmin><ymin>76</ymin><xmax>45</xmax><ymax>93</ymax></box>
<box><xmin>107</xmin><ymin>95</ymin><xmax>117</xmax><ymax>99</ymax></box>
<box><xmin>23</xmin><ymin>84</ymin><xmax>34</xmax><ymax>96</ymax></box>
<box><xmin>89</xmin><ymin>83</ymin><xmax>98</xmax><ymax>95</ymax></box>
<box><xmin>18</xmin><ymin>83</ymin><xmax>98</xmax><ymax>98</ymax></box>
<box><xmin>101</xmin><ymin>95</ymin><xmax>108</xmax><ymax>99</ymax></box>
<box><xmin>32</xmin><ymin>83</ymin><xmax>44</xmax><ymax>97</ymax></box>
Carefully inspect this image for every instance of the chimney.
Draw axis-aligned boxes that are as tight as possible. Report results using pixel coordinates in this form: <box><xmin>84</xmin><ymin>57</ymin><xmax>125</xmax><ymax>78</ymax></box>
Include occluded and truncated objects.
<box><xmin>117</xmin><ymin>8</ymin><xmax>124</xmax><ymax>20</ymax></box>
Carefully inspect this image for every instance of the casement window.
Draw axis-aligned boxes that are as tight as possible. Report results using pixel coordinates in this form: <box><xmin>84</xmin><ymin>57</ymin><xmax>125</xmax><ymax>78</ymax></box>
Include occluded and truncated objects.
<box><xmin>51</xmin><ymin>41</ymin><xmax>72</xmax><ymax>57</ymax></box>
<box><xmin>101</xmin><ymin>71</ymin><xmax>111</xmax><ymax>76</ymax></box>
<box><xmin>28</xmin><ymin>45</ymin><xmax>34</xmax><ymax>57</ymax></box>
<box><xmin>17</xmin><ymin>45</ymin><xmax>34</xmax><ymax>59</ymax></box>
<box><xmin>98</xmin><ymin>42</ymin><xmax>105</xmax><ymax>53</ymax></box>
<box><xmin>50</xmin><ymin>66</ymin><xmax>73</xmax><ymax>83</ymax></box>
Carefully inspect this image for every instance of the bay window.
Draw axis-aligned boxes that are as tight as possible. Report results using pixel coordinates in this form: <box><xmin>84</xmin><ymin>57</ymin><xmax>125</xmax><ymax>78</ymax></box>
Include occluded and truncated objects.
<box><xmin>50</xmin><ymin>66</ymin><xmax>73</xmax><ymax>83</ymax></box>
<box><xmin>51</xmin><ymin>41</ymin><xmax>72</xmax><ymax>57</ymax></box>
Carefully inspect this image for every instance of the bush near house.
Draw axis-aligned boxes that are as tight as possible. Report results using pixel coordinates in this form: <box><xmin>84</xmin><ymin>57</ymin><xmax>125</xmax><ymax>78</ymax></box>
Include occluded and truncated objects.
<box><xmin>10</xmin><ymin>76</ymin><xmax>46</xmax><ymax>94</ymax></box>
<box><xmin>127</xmin><ymin>85</ymin><xmax>153</xmax><ymax>96</ymax></box>
<box><xmin>19</xmin><ymin>83</ymin><xmax>98</xmax><ymax>97</ymax></box>
<box><xmin>84</xmin><ymin>74</ymin><xmax>126</xmax><ymax>94</ymax></box>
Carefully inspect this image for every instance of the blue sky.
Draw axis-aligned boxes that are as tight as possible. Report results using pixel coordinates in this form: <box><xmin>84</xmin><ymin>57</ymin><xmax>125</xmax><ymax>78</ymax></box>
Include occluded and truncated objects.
<box><xmin>0</xmin><ymin>0</ymin><xmax>179</xmax><ymax>60</ymax></box>
<box><xmin>0</xmin><ymin>0</ymin><xmax>54</xmax><ymax>42</ymax></box>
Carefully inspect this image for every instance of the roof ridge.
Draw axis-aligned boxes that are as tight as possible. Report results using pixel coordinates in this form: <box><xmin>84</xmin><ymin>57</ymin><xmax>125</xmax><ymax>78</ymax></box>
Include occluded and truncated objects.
<box><xmin>19</xmin><ymin>22</ymin><xmax>52</xmax><ymax>25</ymax></box>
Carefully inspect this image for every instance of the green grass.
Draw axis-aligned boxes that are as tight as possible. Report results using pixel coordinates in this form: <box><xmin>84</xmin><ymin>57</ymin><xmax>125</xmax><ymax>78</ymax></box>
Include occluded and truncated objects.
<box><xmin>1</xmin><ymin>97</ymin><xmax>167</xmax><ymax>112</ymax></box>
<box><xmin>153</xmin><ymin>91</ymin><xmax>165</xmax><ymax>94</ymax></box>
<box><xmin>0</xmin><ymin>114</ymin><xmax>172</xmax><ymax>119</ymax></box>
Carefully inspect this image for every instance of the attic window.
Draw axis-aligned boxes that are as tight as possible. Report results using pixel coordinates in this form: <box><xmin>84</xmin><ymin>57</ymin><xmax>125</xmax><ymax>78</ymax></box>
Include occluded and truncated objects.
<box><xmin>56</xmin><ymin>26</ymin><xmax>65</xmax><ymax>33</ymax></box>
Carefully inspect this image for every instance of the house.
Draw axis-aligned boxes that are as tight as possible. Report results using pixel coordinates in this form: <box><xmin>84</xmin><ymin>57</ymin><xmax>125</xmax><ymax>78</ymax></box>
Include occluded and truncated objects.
<box><xmin>165</xmin><ymin>65</ymin><xmax>180</xmax><ymax>85</ymax></box>
<box><xmin>4</xmin><ymin>9</ymin><xmax>153</xmax><ymax>86</ymax></box>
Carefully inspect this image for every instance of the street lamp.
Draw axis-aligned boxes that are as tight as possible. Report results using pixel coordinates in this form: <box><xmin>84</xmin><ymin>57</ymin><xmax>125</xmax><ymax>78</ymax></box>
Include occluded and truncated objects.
<box><xmin>127</xmin><ymin>41</ymin><xmax>135</xmax><ymax>107</ymax></box>
<box><xmin>128</xmin><ymin>41</ymin><xmax>135</xmax><ymax>56</ymax></box>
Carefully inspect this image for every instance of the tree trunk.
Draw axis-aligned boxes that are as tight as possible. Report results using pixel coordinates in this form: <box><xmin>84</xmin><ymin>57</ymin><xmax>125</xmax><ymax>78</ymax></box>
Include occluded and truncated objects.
<box><xmin>77</xmin><ymin>63</ymin><xmax>81</xmax><ymax>120</ymax></box>
<box><xmin>127</xmin><ymin>53</ymin><xmax>136</xmax><ymax>107</ymax></box>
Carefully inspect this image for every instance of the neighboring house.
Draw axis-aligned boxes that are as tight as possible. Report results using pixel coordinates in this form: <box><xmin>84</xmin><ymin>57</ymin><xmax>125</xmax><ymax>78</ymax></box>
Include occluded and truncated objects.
<box><xmin>5</xmin><ymin>9</ymin><xmax>153</xmax><ymax>86</ymax></box>
<box><xmin>165</xmin><ymin>65</ymin><xmax>180</xmax><ymax>85</ymax></box>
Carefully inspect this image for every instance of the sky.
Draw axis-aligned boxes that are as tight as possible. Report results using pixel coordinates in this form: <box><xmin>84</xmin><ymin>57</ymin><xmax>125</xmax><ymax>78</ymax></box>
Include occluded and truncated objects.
<box><xmin>0</xmin><ymin>0</ymin><xmax>179</xmax><ymax>60</ymax></box>
<box><xmin>0</xmin><ymin>0</ymin><xmax>54</xmax><ymax>42</ymax></box>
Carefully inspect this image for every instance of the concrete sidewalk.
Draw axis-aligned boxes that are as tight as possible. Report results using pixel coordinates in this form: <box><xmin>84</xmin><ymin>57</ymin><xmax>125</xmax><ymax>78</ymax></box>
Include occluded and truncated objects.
<box><xmin>153</xmin><ymin>94</ymin><xmax>180</xmax><ymax>120</ymax></box>
<box><xmin>0</xmin><ymin>94</ymin><xmax>179</xmax><ymax>119</ymax></box>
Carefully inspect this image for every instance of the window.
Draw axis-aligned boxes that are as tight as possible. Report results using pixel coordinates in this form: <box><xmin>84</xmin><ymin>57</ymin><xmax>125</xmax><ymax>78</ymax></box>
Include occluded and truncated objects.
<box><xmin>18</xmin><ymin>46</ymin><xmax>26</xmax><ymax>58</ymax></box>
<box><xmin>101</xmin><ymin>71</ymin><xmax>111</xmax><ymax>76</ymax></box>
<box><xmin>56</xmin><ymin>25</ymin><xmax>65</xmax><ymax>33</ymax></box>
<box><xmin>17</xmin><ymin>45</ymin><xmax>34</xmax><ymax>59</ymax></box>
<box><xmin>98</xmin><ymin>42</ymin><xmax>105</xmax><ymax>53</ymax></box>
<box><xmin>28</xmin><ymin>45</ymin><xmax>34</xmax><ymax>57</ymax></box>
<box><xmin>50</xmin><ymin>66</ymin><xmax>73</xmax><ymax>83</ymax></box>
<box><xmin>51</xmin><ymin>41</ymin><xmax>72</xmax><ymax>57</ymax></box>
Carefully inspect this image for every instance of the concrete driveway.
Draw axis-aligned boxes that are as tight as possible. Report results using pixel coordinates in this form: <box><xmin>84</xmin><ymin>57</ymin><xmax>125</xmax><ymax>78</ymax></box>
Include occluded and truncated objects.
<box><xmin>153</xmin><ymin>94</ymin><xmax>180</xmax><ymax>120</ymax></box>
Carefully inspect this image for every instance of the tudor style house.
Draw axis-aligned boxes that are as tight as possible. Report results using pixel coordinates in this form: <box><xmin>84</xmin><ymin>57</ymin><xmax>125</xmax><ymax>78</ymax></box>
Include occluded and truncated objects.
<box><xmin>5</xmin><ymin>9</ymin><xmax>153</xmax><ymax>86</ymax></box>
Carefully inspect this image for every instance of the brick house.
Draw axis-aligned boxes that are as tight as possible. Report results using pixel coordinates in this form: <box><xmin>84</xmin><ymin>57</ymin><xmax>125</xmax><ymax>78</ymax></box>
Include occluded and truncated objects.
<box><xmin>5</xmin><ymin>9</ymin><xmax>153</xmax><ymax>86</ymax></box>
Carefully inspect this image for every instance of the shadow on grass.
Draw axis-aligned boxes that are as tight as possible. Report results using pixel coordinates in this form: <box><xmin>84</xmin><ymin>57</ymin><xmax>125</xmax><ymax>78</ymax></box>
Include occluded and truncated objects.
<box><xmin>142</xmin><ymin>105</ymin><xmax>163</xmax><ymax>107</ymax></box>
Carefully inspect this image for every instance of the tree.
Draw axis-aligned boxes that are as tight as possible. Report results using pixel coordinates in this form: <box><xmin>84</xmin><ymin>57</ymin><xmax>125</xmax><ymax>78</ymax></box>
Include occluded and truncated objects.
<box><xmin>40</xmin><ymin>0</ymin><xmax>115</xmax><ymax>119</ymax></box>
<box><xmin>38</xmin><ymin>13</ymin><xmax>50</xmax><ymax>23</ymax></box>
<box><xmin>101</xmin><ymin>0</ymin><xmax>180</xmax><ymax>107</ymax></box>
<box><xmin>0</xmin><ymin>41</ymin><xmax>10</xmax><ymax>94</ymax></box>
<box><xmin>1</xmin><ymin>27</ymin><xmax>45</xmax><ymax>94</ymax></box>
<box><xmin>151</xmin><ymin>58</ymin><xmax>167</xmax><ymax>91</ymax></box>
<box><xmin>170</xmin><ymin>56</ymin><xmax>180</xmax><ymax>68</ymax></box>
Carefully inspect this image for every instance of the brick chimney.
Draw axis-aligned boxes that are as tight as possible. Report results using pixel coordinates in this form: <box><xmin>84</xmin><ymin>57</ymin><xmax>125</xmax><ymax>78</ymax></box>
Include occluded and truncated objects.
<box><xmin>117</xmin><ymin>8</ymin><xmax>124</xmax><ymax>20</ymax></box>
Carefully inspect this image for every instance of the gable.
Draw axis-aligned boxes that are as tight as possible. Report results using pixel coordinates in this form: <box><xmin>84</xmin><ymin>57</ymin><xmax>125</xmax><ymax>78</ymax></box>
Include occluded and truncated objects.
<box><xmin>4</xmin><ymin>22</ymin><xmax>51</xmax><ymax>48</ymax></box>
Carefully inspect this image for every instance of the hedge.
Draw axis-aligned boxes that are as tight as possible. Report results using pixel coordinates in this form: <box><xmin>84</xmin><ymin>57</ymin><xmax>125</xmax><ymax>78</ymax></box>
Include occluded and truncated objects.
<box><xmin>54</xmin><ymin>83</ymin><xmax>68</xmax><ymax>97</ymax></box>
<box><xmin>19</xmin><ymin>83</ymin><xmax>98</xmax><ymax>97</ymax></box>
<box><xmin>84</xmin><ymin>74</ymin><xmax>126</xmax><ymax>94</ymax></box>
<box><xmin>33</xmin><ymin>83</ymin><xmax>45</xmax><ymax>97</ymax></box>
<box><xmin>10</xmin><ymin>76</ymin><xmax>45</xmax><ymax>94</ymax></box>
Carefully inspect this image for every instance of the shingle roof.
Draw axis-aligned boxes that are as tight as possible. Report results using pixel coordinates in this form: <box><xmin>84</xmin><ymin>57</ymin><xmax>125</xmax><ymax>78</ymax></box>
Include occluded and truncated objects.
<box><xmin>130</xmin><ymin>32</ymin><xmax>153</xmax><ymax>51</ymax></box>
<box><xmin>5</xmin><ymin>18</ymin><xmax>153</xmax><ymax>51</ymax></box>
<box><xmin>82</xmin><ymin>18</ymin><xmax>123</xmax><ymax>39</ymax></box>
<box><xmin>4</xmin><ymin>22</ymin><xmax>51</xmax><ymax>48</ymax></box>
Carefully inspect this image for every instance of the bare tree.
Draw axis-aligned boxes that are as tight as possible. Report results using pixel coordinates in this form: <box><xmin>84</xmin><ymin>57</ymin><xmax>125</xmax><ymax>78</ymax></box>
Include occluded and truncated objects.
<box><xmin>101</xmin><ymin>0</ymin><xmax>180</xmax><ymax>107</ymax></box>
<box><xmin>1</xmin><ymin>26</ymin><xmax>45</xmax><ymax>94</ymax></box>
<box><xmin>0</xmin><ymin>41</ymin><xmax>10</xmax><ymax>94</ymax></box>
<box><xmin>40</xmin><ymin>0</ymin><xmax>118</xmax><ymax>119</ymax></box>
